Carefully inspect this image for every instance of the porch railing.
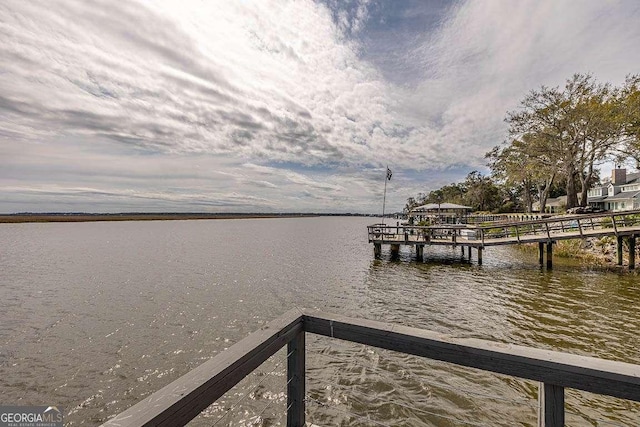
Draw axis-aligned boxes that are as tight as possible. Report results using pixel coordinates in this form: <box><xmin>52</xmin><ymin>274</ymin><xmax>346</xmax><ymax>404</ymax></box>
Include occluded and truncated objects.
<box><xmin>102</xmin><ymin>309</ymin><xmax>640</xmax><ymax>427</ymax></box>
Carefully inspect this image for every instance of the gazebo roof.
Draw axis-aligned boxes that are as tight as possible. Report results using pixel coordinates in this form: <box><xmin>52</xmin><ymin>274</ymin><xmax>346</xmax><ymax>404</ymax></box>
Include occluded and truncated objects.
<box><xmin>411</xmin><ymin>203</ymin><xmax>473</xmax><ymax>212</ymax></box>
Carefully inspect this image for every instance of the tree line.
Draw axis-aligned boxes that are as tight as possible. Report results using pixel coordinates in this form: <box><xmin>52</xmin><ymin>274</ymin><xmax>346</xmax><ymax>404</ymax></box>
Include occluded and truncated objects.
<box><xmin>406</xmin><ymin>73</ymin><xmax>640</xmax><ymax>214</ymax></box>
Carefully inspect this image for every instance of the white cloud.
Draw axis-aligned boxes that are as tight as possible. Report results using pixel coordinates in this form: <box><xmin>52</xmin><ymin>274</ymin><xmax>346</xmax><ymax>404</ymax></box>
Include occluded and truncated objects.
<box><xmin>1</xmin><ymin>0</ymin><xmax>639</xmax><ymax>212</ymax></box>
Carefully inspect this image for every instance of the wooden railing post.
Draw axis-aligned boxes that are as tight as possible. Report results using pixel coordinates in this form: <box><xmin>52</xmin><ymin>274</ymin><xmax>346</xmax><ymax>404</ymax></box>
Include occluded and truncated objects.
<box><xmin>538</xmin><ymin>382</ymin><xmax>564</xmax><ymax>427</ymax></box>
<box><xmin>287</xmin><ymin>331</ymin><xmax>305</xmax><ymax>427</ymax></box>
<box><xmin>576</xmin><ymin>219</ymin><xmax>583</xmax><ymax>238</ymax></box>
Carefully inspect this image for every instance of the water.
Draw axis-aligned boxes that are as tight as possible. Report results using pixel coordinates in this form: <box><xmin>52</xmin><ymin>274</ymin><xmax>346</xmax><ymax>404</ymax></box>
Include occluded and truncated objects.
<box><xmin>1</xmin><ymin>217</ymin><xmax>639</xmax><ymax>426</ymax></box>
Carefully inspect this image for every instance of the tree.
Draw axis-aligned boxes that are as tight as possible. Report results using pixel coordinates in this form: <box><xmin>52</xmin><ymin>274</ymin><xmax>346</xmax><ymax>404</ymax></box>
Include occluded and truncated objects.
<box><xmin>463</xmin><ymin>171</ymin><xmax>502</xmax><ymax>212</ymax></box>
<box><xmin>404</xmin><ymin>196</ymin><xmax>417</xmax><ymax>214</ymax></box>
<box><xmin>487</xmin><ymin>134</ymin><xmax>558</xmax><ymax>213</ymax></box>
<box><xmin>617</xmin><ymin>75</ymin><xmax>640</xmax><ymax>163</ymax></box>
<box><xmin>505</xmin><ymin>74</ymin><xmax>625</xmax><ymax>208</ymax></box>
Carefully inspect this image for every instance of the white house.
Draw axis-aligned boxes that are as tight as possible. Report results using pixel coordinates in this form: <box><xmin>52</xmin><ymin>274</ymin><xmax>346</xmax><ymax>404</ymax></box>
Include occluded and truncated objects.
<box><xmin>587</xmin><ymin>168</ymin><xmax>640</xmax><ymax>212</ymax></box>
<box><xmin>533</xmin><ymin>196</ymin><xmax>567</xmax><ymax>213</ymax></box>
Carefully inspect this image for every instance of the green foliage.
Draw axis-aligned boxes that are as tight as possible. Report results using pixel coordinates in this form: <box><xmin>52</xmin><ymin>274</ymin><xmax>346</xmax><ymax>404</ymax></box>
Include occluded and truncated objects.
<box><xmin>493</xmin><ymin>73</ymin><xmax>639</xmax><ymax>211</ymax></box>
<box><xmin>601</xmin><ymin>217</ymin><xmax>614</xmax><ymax>228</ymax></box>
<box><xmin>555</xmin><ymin>240</ymin><xmax>587</xmax><ymax>258</ymax></box>
<box><xmin>595</xmin><ymin>236</ymin><xmax>615</xmax><ymax>249</ymax></box>
<box><xmin>497</xmin><ymin>201</ymin><xmax>517</xmax><ymax>213</ymax></box>
<box><xmin>405</xmin><ymin>171</ymin><xmax>507</xmax><ymax>213</ymax></box>
<box><xmin>410</xmin><ymin>72</ymin><xmax>640</xmax><ymax>215</ymax></box>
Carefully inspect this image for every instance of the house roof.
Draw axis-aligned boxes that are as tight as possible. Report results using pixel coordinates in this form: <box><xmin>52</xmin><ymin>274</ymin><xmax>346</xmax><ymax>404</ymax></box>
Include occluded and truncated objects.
<box><xmin>601</xmin><ymin>172</ymin><xmax>640</xmax><ymax>187</ymax></box>
<box><xmin>604</xmin><ymin>191</ymin><xmax>640</xmax><ymax>201</ymax></box>
<box><xmin>411</xmin><ymin>203</ymin><xmax>473</xmax><ymax>211</ymax></box>
<box><xmin>587</xmin><ymin>170</ymin><xmax>640</xmax><ymax>204</ymax></box>
<box><xmin>545</xmin><ymin>196</ymin><xmax>567</xmax><ymax>207</ymax></box>
<box><xmin>626</xmin><ymin>172</ymin><xmax>640</xmax><ymax>184</ymax></box>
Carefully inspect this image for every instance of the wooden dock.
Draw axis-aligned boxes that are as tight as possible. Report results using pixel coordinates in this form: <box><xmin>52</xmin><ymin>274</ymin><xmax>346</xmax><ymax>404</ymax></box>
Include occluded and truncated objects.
<box><xmin>102</xmin><ymin>309</ymin><xmax>640</xmax><ymax>427</ymax></box>
<box><xmin>368</xmin><ymin>209</ymin><xmax>640</xmax><ymax>267</ymax></box>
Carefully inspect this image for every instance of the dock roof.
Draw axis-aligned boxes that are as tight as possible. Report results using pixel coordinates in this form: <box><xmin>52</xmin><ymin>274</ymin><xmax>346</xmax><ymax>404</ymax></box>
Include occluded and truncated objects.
<box><xmin>411</xmin><ymin>203</ymin><xmax>473</xmax><ymax>211</ymax></box>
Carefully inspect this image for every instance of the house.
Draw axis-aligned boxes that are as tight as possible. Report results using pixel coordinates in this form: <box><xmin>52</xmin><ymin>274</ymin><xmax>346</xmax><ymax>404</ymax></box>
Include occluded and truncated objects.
<box><xmin>587</xmin><ymin>168</ymin><xmax>640</xmax><ymax>212</ymax></box>
<box><xmin>533</xmin><ymin>196</ymin><xmax>567</xmax><ymax>214</ymax></box>
<box><xmin>409</xmin><ymin>202</ymin><xmax>473</xmax><ymax>224</ymax></box>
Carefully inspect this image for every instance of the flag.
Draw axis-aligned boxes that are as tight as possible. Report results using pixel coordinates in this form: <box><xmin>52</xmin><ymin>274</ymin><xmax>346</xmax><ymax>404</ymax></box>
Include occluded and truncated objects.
<box><xmin>386</xmin><ymin>167</ymin><xmax>392</xmax><ymax>181</ymax></box>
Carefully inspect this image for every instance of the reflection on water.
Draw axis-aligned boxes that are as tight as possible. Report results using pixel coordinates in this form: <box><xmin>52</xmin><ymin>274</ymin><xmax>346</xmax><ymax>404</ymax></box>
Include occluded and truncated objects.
<box><xmin>0</xmin><ymin>218</ymin><xmax>639</xmax><ymax>426</ymax></box>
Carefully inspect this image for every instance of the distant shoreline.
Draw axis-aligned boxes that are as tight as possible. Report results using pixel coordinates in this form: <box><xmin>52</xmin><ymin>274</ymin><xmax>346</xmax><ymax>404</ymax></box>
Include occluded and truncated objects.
<box><xmin>0</xmin><ymin>212</ymin><xmax>374</xmax><ymax>224</ymax></box>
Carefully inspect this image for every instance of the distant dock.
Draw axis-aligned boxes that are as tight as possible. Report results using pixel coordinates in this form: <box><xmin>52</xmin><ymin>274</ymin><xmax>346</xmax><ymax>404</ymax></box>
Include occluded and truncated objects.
<box><xmin>368</xmin><ymin>209</ymin><xmax>640</xmax><ymax>268</ymax></box>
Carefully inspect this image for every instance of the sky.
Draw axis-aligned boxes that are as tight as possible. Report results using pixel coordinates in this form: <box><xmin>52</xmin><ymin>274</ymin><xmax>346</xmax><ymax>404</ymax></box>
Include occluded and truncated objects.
<box><xmin>1</xmin><ymin>0</ymin><xmax>639</xmax><ymax>213</ymax></box>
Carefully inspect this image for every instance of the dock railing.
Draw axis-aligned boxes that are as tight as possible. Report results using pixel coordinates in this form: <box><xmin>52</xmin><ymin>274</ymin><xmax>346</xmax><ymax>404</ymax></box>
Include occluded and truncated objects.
<box><xmin>103</xmin><ymin>309</ymin><xmax>640</xmax><ymax>427</ymax></box>
<box><xmin>368</xmin><ymin>209</ymin><xmax>640</xmax><ymax>246</ymax></box>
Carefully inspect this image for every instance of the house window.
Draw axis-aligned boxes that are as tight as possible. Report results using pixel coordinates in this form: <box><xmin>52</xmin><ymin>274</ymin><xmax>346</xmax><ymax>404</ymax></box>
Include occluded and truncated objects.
<box><xmin>621</xmin><ymin>202</ymin><xmax>626</xmax><ymax>209</ymax></box>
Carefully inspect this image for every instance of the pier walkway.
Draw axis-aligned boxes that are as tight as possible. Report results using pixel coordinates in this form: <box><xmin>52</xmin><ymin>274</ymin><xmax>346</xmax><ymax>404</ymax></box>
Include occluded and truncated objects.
<box><xmin>368</xmin><ymin>209</ymin><xmax>640</xmax><ymax>267</ymax></box>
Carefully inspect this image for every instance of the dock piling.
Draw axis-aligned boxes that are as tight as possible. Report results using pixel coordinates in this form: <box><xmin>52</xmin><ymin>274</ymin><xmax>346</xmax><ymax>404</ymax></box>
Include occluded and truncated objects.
<box><xmin>390</xmin><ymin>244</ymin><xmax>400</xmax><ymax>257</ymax></box>
<box><xmin>546</xmin><ymin>242</ymin><xmax>553</xmax><ymax>269</ymax></box>
<box><xmin>538</xmin><ymin>242</ymin><xmax>544</xmax><ymax>266</ymax></box>
<box><xmin>617</xmin><ymin>236</ymin><xmax>624</xmax><ymax>266</ymax></box>
<box><xmin>629</xmin><ymin>235</ymin><xmax>636</xmax><ymax>270</ymax></box>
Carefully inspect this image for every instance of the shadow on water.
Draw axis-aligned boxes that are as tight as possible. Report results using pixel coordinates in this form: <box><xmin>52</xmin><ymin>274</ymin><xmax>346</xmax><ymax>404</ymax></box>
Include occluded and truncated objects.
<box><xmin>378</xmin><ymin>245</ymin><xmax>475</xmax><ymax>266</ymax></box>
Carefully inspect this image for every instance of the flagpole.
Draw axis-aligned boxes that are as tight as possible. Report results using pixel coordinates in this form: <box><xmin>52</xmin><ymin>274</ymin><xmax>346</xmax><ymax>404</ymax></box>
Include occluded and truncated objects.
<box><xmin>382</xmin><ymin>165</ymin><xmax>388</xmax><ymax>225</ymax></box>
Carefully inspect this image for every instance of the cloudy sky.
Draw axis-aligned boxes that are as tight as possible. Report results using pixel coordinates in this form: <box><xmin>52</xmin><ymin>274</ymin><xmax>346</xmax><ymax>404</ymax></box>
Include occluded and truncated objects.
<box><xmin>1</xmin><ymin>0</ymin><xmax>639</xmax><ymax>213</ymax></box>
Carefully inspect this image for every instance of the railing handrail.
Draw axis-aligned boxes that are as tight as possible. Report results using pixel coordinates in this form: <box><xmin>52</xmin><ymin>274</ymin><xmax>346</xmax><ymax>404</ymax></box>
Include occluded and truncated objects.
<box><xmin>369</xmin><ymin>209</ymin><xmax>640</xmax><ymax>232</ymax></box>
<box><xmin>305</xmin><ymin>311</ymin><xmax>640</xmax><ymax>401</ymax></box>
<box><xmin>103</xmin><ymin>309</ymin><xmax>640</xmax><ymax>427</ymax></box>
<box><xmin>102</xmin><ymin>308</ymin><xmax>304</xmax><ymax>427</ymax></box>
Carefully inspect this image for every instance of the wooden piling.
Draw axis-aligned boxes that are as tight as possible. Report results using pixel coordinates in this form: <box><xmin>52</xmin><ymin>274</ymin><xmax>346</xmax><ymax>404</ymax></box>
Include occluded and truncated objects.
<box><xmin>546</xmin><ymin>242</ymin><xmax>553</xmax><ymax>269</ymax></box>
<box><xmin>416</xmin><ymin>245</ymin><xmax>424</xmax><ymax>261</ymax></box>
<box><xmin>538</xmin><ymin>242</ymin><xmax>544</xmax><ymax>266</ymax></box>
<box><xmin>629</xmin><ymin>235</ymin><xmax>636</xmax><ymax>270</ymax></box>
<box><xmin>390</xmin><ymin>244</ymin><xmax>400</xmax><ymax>256</ymax></box>
<box><xmin>477</xmin><ymin>247</ymin><xmax>483</xmax><ymax>265</ymax></box>
<box><xmin>373</xmin><ymin>243</ymin><xmax>381</xmax><ymax>257</ymax></box>
<box><xmin>617</xmin><ymin>236</ymin><xmax>624</xmax><ymax>266</ymax></box>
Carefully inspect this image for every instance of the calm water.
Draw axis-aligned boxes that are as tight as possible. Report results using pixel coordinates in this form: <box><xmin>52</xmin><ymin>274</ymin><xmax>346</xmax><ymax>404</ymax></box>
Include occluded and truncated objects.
<box><xmin>1</xmin><ymin>217</ymin><xmax>639</xmax><ymax>426</ymax></box>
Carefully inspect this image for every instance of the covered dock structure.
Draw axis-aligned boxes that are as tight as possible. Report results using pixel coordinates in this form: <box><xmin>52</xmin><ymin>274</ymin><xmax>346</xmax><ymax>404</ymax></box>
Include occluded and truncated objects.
<box><xmin>409</xmin><ymin>202</ymin><xmax>473</xmax><ymax>224</ymax></box>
